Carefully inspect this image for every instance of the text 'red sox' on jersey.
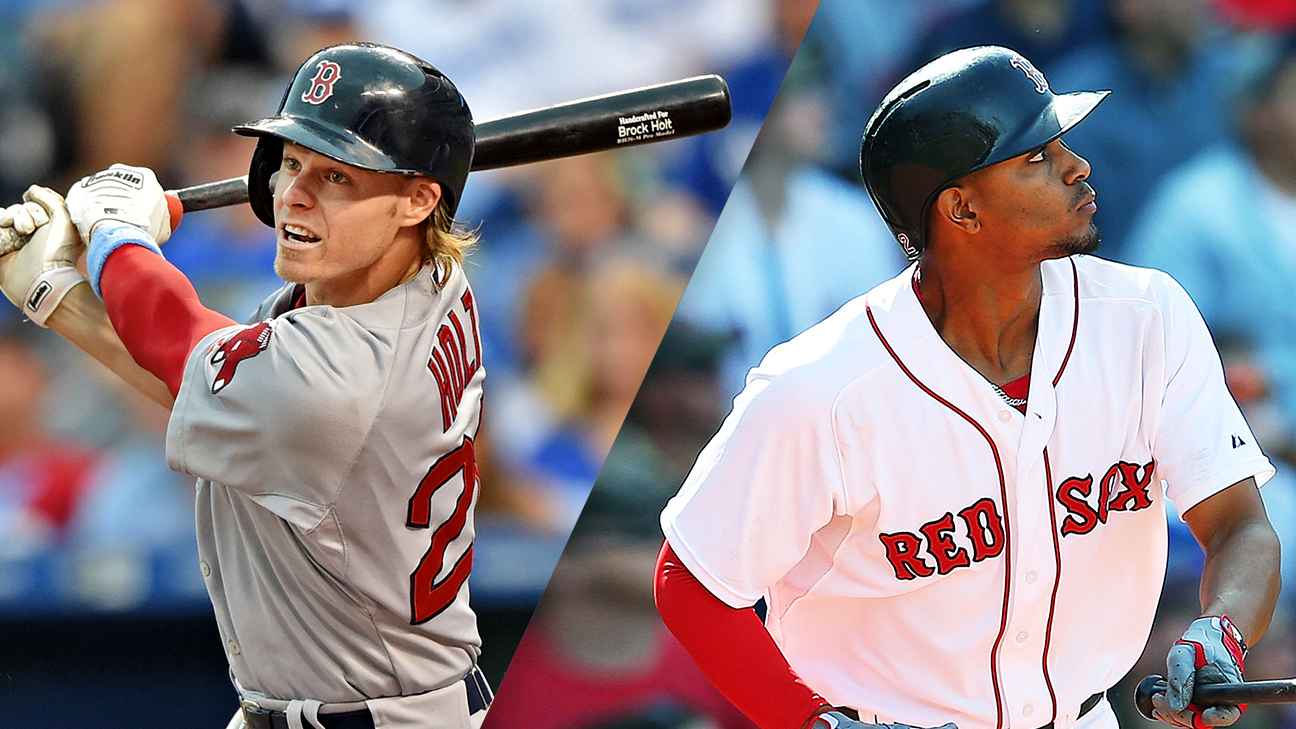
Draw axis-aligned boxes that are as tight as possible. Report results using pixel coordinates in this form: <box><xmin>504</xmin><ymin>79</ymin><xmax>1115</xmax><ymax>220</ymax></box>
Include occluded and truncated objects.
<box><xmin>658</xmin><ymin>256</ymin><xmax>1274</xmax><ymax>729</ymax></box>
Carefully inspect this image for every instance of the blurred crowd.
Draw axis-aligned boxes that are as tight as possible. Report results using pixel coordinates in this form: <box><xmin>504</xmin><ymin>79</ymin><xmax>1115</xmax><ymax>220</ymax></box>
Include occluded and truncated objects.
<box><xmin>0</xmin><ymin>0</ymin><xmax>799</xmax><ymax>617</ymax></box>
<box><xmin>486</xmin><ymin>0</ymin><xmax>1296</xmax><ymax>727</ymax></box>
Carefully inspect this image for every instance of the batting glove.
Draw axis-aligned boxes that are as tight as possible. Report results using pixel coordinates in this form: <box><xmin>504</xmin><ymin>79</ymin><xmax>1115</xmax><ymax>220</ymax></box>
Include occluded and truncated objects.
<box><xmin>1156</xmin><ymin>615</ymin><xmax>1247</xmax><ymax>729</ymax></box>
<box><xmin>0</xmin><ymin>186</ymin><xmax>87</xmax><ymax>326</ymax></box>
<box><xmin>66</xmin><ymin>163</ymin><xmax>175</xmax><ymax>244</ymax></box>
<box><xmin>0</xmin><ymin>198</ymin><xmax>49</xmax><ymax>237</ymax></box>
<box><xmin>813</xmin><ymin>709</ymin><xmax>957</xmax><ymax>729</ymax></box>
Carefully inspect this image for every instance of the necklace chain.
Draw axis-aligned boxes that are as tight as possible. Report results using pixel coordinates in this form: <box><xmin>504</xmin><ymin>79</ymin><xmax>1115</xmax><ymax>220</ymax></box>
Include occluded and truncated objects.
<box><xmin>991</xmin><ymin>382</ymin><xmax>1027</xmax><ymax>408</ymax></box>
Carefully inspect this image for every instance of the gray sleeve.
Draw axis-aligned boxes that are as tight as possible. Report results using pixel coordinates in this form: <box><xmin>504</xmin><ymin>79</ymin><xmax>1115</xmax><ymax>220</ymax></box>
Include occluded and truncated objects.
<box><xmin>165</xmin><ymin>308</ymin><xmax>389</xmax><ymax>514</ymax></box>
<box><xmin>244</xmin><ymin>283</ymin><xmax>301</xmax><ymax>324</ymax></box>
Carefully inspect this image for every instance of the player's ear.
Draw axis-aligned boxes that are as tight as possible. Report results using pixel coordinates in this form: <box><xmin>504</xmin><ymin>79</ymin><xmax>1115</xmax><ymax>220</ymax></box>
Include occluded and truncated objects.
<box><xmin>400</xmin><ymin>178</ymin><xmax>442</xmax><ymax>227</ymax></box>
<box><xmin>933</xmin><ymin>185</ymin><xmax>980</xmax><ymax>234</ymax></box>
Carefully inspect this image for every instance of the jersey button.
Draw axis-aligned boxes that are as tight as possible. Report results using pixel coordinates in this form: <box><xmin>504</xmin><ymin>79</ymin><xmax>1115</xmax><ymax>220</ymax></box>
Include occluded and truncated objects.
<box><xmin>1025</xmin><ymin>571</ymin><xmax>1037</xmax><ymax>584</ymax></box>
<box><xmin>998</xmin><ymin>411</ymin><xmax>1012</xmax><ymax>422</ymax></box>
<box><xmin>228</xmin><ymin>640</ymin><xmax>241</xmax><ymax>655</ymax></box>
<box><xmin>1023</xmin><ymin>705</ymin><xmax>1034</xmax><ymax>717</ymax></box>
<box><xmin>1016</xmin><ymin>631</ymin><xmax>1028</xmax><ymax>643</ymax></box>
<box><xmin>200</xmin><ymin>562</ymin><xmax>211</xmax><ymax>578</ymax></box>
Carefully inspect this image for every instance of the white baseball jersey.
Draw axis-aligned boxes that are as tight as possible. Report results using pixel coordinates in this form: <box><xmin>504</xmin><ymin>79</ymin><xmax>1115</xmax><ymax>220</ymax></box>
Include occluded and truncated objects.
<box><xmin>166</xmin><ymin>264</ymin><xmax>485</xmax><ymax>706</ymax></box>
<box><xmin>661</xmin><ymin>256</ymin><xmax>1274</xmax><ymax>729</ymax></box>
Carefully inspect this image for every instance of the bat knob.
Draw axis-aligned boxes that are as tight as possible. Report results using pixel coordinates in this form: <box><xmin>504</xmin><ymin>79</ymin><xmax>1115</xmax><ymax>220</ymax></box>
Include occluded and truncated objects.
<box><xmin>165</xmin><ymin>192</ymin><xmax>184</xmax><ymax>231</ymax></box>
<box><xmin>1136</xmin><ymin>674</ymin><xmax>1167</xmax><ymax>720</ymax></box>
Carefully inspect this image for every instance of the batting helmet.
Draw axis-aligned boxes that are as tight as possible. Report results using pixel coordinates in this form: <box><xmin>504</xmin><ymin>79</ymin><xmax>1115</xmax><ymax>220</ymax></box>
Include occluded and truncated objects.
<box><xmin>860</xmin><ymin>46</ymin><xmax>1109</xmax><ymax>259</ymax></box>
<box><xmin>234</xmin><ymin>42</ymin><xmax>475</xmax><ymax>227</ymax></box>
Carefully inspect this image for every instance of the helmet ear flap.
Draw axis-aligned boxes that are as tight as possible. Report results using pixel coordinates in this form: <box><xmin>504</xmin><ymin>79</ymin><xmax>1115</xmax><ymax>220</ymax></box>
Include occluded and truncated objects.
<box><xmin>248</xmin><ymin>137</ymin><xmax>282</xmax><ymax>228</ymax></box>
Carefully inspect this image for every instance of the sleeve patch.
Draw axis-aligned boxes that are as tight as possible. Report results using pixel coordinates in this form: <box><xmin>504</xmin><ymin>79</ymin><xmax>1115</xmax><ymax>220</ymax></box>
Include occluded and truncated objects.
<box><xmin>207</xmin><ymin>322</ymin><xmax>273</xmax><ymax>394</ymax></box>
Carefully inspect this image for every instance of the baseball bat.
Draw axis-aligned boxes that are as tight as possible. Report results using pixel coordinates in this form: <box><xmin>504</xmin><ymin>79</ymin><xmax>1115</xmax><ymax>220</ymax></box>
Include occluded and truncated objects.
<box><xmin>0</xmin><ymin>74</ymin><xmax>731</xmax><ymax>255</ymax></box>
<box><xmin>1134</xmin><ymin>675</ymin><xmax>1296</xmax><ymax>719</ymax></box>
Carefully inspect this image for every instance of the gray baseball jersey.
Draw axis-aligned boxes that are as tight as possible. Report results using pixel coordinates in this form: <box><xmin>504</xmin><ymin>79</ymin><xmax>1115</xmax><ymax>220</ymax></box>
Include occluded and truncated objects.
<box><xmin>166</xmin><ymin>264</ymin><xmax>485</xmax><ymax>704</ymax></box>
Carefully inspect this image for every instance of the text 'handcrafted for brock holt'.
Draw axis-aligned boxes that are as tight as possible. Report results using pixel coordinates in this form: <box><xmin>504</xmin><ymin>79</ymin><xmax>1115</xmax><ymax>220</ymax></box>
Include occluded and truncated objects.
<box><xmin>618</xmin><ymin>110</ymin><xmax>675</xmax><ymax>143</ymax></box>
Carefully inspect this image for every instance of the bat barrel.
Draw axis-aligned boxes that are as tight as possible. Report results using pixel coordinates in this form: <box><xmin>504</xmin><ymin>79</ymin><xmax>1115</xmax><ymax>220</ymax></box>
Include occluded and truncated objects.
<box><xmin>0</xmin><ymin>74</ymin><xmax>734</xmax><ymax>239</ymax></box>
<box><xmin>470</xmin><ymin>75</ymin><xmax>732</xmax><ymax>171</ymax></box>
<box><xmin>1197</xmin><ymin>680</ymin><xmax>1296</xmax><ymax>704</ymax></box>
<box><xmin>174</xmin><ymin>176</ymin><xmax>251</xmax><ymax>212</ymax></box>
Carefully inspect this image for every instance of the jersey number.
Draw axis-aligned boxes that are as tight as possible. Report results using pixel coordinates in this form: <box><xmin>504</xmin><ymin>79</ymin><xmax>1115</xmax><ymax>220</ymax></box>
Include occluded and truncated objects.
<box><xmin>406</xmin><ymin>436</ymin><xmax>478</xmax><ymax>624</ymax></box>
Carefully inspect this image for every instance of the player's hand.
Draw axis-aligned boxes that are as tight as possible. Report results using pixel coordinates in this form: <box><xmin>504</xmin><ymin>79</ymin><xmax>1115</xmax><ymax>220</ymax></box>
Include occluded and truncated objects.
<box><xmin>814</xmin><ymin>709</ymin><xmax>958</xmax><ymax>729</ymax></box>
<box><xmin>66</xmin><ymin>163</ymin><xmax>174</xmax><ymax>244</ymax></box>
<box><xmin>1153</xmin><ymin>615</ymin><xmax>1247</xmax><ymax>728</ymax></box>
<box><xmin>0</xmin><ymin>185</ymin><xmax>87</xmax><ymax>326</ymax></box>
<box><xmin>0</xmin><ymin>198</ymin><xmax>49</xmax><ymax>236</ymax></box>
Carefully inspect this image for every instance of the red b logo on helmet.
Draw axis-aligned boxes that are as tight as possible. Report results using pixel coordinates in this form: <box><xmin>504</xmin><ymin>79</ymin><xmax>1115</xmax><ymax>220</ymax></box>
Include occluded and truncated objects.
<box><xmin>302</xmin><ymin>60</ymin><xmax>342</xmax><ymax>104</ymax></box>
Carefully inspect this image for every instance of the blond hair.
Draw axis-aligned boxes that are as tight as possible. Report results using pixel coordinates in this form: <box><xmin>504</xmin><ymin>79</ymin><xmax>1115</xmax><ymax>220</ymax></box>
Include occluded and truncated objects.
<box><xmin>422</xmin><ymin>200</ymin><xmax>480</xmax><ymax>288</ymax></box>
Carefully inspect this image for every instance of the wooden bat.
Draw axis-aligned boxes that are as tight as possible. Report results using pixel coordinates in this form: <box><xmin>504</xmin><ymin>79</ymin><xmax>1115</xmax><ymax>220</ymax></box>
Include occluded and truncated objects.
<box><xmin>0</xmin><ymin>74</ymin><xmax>731</xmax><ymax>255</ymax></box>
<box><xmin>1134</xmin><ymin>674</ymin><xmax>1296</xmax><ymax>719</ymax></box>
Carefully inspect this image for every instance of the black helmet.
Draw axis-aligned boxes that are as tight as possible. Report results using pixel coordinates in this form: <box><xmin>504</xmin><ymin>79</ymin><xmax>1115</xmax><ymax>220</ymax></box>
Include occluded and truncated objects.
<box><xmin>860</xmin><ymin>46</ymin><xmax>1108</xmax><ymax>259</ymax></box>
<box><xmin>235</xmin><ymin>42</ymin><xmax>474</xmax><ymax>227</ymax></box>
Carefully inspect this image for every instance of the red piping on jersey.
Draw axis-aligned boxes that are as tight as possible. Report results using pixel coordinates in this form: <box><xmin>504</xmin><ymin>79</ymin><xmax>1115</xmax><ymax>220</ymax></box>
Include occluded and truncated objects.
<box><xmin>866</xmin><ymin>303</ymin><xmax>1013</xmax><ymax>729</ymax></box>
<box><xmin>1041</xmin><ymin>257</ymin><xmax>1081</xmax><ymax>721</ymax></box>
<box><xmin>1052</xmin><ymin>259</ymin><xmax>1080</xmax><ymax>387</ymax></box>
<box><xmin>1041</xmin><ymin>452</ymin><xmax>1062</xmax><ymax>722</ymax></box>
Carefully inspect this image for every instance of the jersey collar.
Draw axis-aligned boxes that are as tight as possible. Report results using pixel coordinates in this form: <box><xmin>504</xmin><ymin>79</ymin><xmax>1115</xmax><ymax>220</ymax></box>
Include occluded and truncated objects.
<box><xmin>866</xmin><ymin>257</ymin><xmax>1082</xmax><ymax>416</ymax></box>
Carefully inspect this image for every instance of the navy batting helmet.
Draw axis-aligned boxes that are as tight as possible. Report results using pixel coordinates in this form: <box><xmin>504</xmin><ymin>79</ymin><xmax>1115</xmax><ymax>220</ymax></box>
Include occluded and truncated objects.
<box><xmin>860</xmin><ymin>46</ymin><xmax>1109</xmax><ymax>259</ymax></box>
<box><xmin>235</xmin><ymin>42</ymin><xmax>475</xmax><ymax>227</ymax></box>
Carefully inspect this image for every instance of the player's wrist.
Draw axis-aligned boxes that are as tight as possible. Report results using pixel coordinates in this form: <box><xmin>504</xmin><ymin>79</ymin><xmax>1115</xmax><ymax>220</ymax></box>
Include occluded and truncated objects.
<box><xmin>1179</xmin><ymin>615</ymin><xmax>1248</xmax><ymax>663</ymax></box>
<box><xmin>86</xmin><ymin>221</ymin><xmax>164</xmax><ymax>299</ymax></box>
<box><xmin>1206</xmin><ymin>615</ymin><xmax>1248</xmax><ymax>655</ymax></box>
<box><xmin>22</xmin><ymin>266</ymin><xmax>87</xmax><ymax>327</ymax></box>
<box><xmin>88</xmin><ymin>214</ymin><xmax>151</xmax><ymax>240</ymax></box>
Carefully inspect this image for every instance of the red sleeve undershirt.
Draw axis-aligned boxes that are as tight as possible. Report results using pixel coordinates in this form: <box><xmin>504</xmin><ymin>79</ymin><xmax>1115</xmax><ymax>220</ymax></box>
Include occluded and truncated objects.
<box><xmin>654</xmin><ymin>541</ymin><xmax>831</xmax><ymax>729</ymax></box>
<box><xmin>101</xmin><ymin>245</ymin><xmax>238</xmax><ymax>397</ymax></box>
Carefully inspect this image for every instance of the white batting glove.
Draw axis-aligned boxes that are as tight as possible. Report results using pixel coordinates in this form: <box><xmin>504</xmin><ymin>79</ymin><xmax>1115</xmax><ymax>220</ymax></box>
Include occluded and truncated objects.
<box><xmin>0</xmin><ymin>185</ymin><xmax>87</xmax><ymax>326</ymax></box>
<box><xmin>66</xmin><ymin>163</ymin><xmax>174</xmax><ymax>244</ymax></box>
<box><xmin>814</xmin><ymin>709</ymin><xmax>957</xmax><ymax>729</ymax></box>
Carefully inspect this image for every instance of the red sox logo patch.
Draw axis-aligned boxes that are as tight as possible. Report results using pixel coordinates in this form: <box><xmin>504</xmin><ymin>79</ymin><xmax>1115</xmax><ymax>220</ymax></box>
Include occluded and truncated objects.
<box><xmin>302</xmin><ymin>60</ymin><xmax>342</xmax><ymax>104</ymax></box>
<box><xmin>209</xmin><ymin>322</ymin><xmax>272</xmax><ymax>394</ymax></box>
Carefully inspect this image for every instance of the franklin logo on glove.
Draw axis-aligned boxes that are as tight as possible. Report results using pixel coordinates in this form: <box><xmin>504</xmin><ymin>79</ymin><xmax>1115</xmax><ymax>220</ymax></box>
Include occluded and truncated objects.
<box><xmin>25</xmin><ymin>280</ymin><xmax>52</xmax><ymax>312</ymax></box>
<box><xmin>83</xmin><ymin>168</ymin><xmax>145</xmax><ymax>189</ymax></box>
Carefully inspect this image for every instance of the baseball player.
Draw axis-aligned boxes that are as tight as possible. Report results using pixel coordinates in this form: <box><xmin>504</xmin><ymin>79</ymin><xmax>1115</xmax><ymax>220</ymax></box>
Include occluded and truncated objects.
<box><xmin>654</xmin><ymin>46</ymin><xmax>1282</xmax><ymax>729</ymax></box>
<box><xmin>0</xmin><ymin>43</ymin><xmax>493</xmax><ymax>728</ymax></box>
